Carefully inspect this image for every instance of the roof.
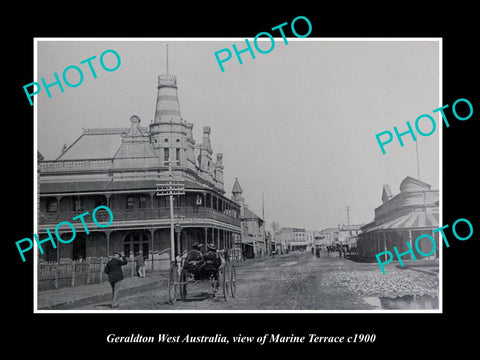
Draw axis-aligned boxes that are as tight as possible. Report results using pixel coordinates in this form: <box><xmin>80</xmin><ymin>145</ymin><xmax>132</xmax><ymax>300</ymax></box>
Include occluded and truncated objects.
<box><xmin>399</xmin><ymin>176</ymin><xmax>431</xmax><ymax>193</ymax></box>
<box><xmin>39</xmin><ymin>177</ymin><xmax>233</xmax><ymax>201</ymax></box>
<box><xmin>242</xmin><ymin>206</ymin><xmax>263</xmax><ymax>221</ymax></box>
<box><xmin>320</xmin><ymin>227</ymin><xmax>338</xmax><ymax>234</ymax></box>
<box><xmin>57</xmin><ymin>132</ymin><xmax>123</xmax><ymax>160</ymax></box>
<box><xmin>40</xmin><ymin>180</ymin><xmax>113</xmax><ymax>194</ymax></box>
<box><xmin>232</xmin><ymin>178</ymin><xmax>243</xmax><ymax>194</ymax></box>
<box><xmin>56</xmin><ymin>127</ymin><xmax>151</xmax><ymax>161</ymax></box>
<box><xmin>362</xmin><ymin>210</ymin><xmax>439</xmax><ymax>233</ymax></box>
<box><xmin>338</xmin><ymin>224</ymin><xmax>363</xmax><ymax>231</ymax></box>
<box><xmin>382</xmin><ymin>185</ymin><xmax>393</xmax><ymax>203</ymax></box>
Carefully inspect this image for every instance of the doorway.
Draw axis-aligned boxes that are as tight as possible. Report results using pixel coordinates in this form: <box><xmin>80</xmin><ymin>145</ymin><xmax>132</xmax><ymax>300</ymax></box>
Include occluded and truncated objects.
<box><xmin>123</xmin><ymin>232</ymin><xmax>149</xmax><ymax>257</ymax></box>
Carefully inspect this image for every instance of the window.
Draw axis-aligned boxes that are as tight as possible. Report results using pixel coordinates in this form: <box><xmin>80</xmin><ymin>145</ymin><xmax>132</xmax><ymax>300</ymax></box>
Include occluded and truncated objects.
<box><xmin>164</xmin><ymin>148</ymin><xmax>169</xmax><ymax>163</ymax></box>
<box><xmin>139</xmin><ymin>195</ymin><xmax>147</xmax><ymax>209</ymax></box>
<box><xmin>124</xmin><ymin>233</ymin><xmax>149</xmax><ymax>257</ymax></box>
<box><xmin>126</xmin><ymin>196</ymin><xmax>134</xmax><ymax>210</ymax></box>
<box><xmin>46</xmin><ymin>198</ymin><xmax>58</xmax><ymax>213</ymax></box>
<box><xmin>74</xmin><ymin>197</ymin><xmax>83</xmax><ymax>211</ymax></box>
<box><xmin>176</xmin><ymin>148</ymin><xmax>181</xmax><ymax>164</ymax></box>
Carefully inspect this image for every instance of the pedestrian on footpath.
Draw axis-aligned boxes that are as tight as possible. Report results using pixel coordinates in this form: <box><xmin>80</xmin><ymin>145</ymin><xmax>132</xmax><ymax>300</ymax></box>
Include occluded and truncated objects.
<box><xmin>104</xmin><ymin>252</ymin><xmax>127</xmax><ymax>308</ymax></box>
<box><xmin>135</xmin><ymin>251</ymin><xmax>145</xmax><ymax>278</ymax></box>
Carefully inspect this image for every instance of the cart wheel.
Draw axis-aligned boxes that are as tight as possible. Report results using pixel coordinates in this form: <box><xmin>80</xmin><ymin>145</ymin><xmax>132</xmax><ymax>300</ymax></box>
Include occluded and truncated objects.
<box><xmin>230</xmin><ymin>264</ymin><xmax>236</xmax><ymax>298</ymax></box>
<box><xmin>168</xmin><ymin>265</ymin><xmax>178</xmax><ymax>305</ymax></box>
<box><xmin>179</xmin><ymin>269</ymin><xmax>188</xmax><ymax>301</ymax></box>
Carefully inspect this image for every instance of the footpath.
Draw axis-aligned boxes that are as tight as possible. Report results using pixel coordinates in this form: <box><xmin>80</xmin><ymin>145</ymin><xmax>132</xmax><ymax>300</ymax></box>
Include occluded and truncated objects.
<box><xmin>36</xmin><ymin>257</ymin><xmax>263</xmax><ymax>310</ymax></box>
<box><xmin>37</xmin><ymin>271</ymin><xmax>169</xmax><ymax>310</ymax></box>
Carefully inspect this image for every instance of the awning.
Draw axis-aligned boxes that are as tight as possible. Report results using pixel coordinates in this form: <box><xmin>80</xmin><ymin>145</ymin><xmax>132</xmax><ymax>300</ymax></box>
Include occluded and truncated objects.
<box><xmin>288</xmin><ymin>241</ymin><xmax>310</xmax><ymax>246</ymax></box>
<box><xmin>363</xmin><ymin>211</ymin><xmax>439</xmax><ymax>233</ymax></box>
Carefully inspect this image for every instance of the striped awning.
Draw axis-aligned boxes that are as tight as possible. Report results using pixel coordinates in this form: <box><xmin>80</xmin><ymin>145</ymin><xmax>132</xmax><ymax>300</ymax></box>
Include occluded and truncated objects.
<box><xmin>364</xmin><ymin>211</ymin><xmax>439</xmax><ymax>232</ymax></box>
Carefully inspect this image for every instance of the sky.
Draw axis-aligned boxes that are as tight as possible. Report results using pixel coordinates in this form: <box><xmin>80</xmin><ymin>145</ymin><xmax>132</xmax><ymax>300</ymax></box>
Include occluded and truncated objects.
<box><xmin>36</xmin><ymin>39</ymin><xmax>440</xmax><ymax>232</ymax></box>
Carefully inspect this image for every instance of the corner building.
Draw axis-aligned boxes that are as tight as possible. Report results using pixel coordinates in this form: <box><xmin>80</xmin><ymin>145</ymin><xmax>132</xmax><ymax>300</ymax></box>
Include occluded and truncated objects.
<box><xmin>357</xmin><ymin>176</ymin><xmax>439</xmax><ymax>260</ymax></box>
<box><xmin>38</xmin><ymin>71</ymin><xmax>241</xmax><ymax>263</ymax></box>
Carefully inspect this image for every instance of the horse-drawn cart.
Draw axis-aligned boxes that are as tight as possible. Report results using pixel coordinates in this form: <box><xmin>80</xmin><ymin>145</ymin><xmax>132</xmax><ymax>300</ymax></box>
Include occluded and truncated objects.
<box><xmin>168</xmin><ymin>249</ymin><xmax>236</xmax><ymax>304</ymax></box>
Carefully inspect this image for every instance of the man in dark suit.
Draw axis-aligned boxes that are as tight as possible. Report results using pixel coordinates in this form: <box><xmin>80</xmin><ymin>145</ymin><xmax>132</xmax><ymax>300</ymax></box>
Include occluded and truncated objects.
<box><xmin>202</xmin><ymin>243</ymin><xmax>222</xmax><ymax>280</ymax></box>
<box><xmin>104</xmin><ymin>252</ymin><xmax>128</xmax><ymax>308</ymax></box>
<box><xmin>183</xmin><ymin>242</ymin><xmax>204</xmax><ymax>280</ymax></box>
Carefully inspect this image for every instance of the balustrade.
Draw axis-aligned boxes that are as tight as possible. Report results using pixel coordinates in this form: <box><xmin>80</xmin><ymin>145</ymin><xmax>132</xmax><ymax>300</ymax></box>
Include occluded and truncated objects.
<box><xmin>39</xmin><ymin>206</ymin><xmax>240</xmax><ymax>227</ymax></box>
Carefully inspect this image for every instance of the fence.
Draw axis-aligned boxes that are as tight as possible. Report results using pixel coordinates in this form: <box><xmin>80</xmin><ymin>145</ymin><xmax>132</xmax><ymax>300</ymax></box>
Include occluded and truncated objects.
<box><xmin>38</xmin><ymin>248</ymin><xmax>260</xmax><ymax>291</ymax></box>
<box><xmin>37</xmin><ymin>256</ymin><xmax>170</xmax><ymax>291</ymax></box>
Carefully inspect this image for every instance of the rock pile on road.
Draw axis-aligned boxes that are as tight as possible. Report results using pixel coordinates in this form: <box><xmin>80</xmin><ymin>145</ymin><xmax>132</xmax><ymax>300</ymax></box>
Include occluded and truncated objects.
<box><xmin>326</xmin><ymin>268</ymin><xmax>439</xmax><ymax>299</ymax></box>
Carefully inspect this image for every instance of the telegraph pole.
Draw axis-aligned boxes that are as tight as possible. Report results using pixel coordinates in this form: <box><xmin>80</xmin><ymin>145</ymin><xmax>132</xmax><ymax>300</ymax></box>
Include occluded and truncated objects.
<box><xmin>346</xmin><ymin>205</ymin><xmax>350</xmax><ymax>234</ymax></box>
<box><xmin>262</xmin><ymin>192</ymin><xmax>267</xmax><ymax>257</ymax></box>
<box><xmin>156</xmin><ymin>159</ymin><xmax>185</xmax><ymax>264</ymax></box>
<box><xmin>345</xmin><ymin>205</ymin><xmax>351</xmax><ymax>247</ymax></box>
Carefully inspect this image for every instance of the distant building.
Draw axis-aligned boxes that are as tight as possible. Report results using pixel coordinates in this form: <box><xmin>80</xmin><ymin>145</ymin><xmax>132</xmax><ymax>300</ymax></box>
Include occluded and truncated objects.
<box><xmin>313</xmin><ymin>225</ymin><xmax>362</xmax><ymax>249</ymax></box>
<box><xmin>231</xmin><ymin>178</ymin><xmax>266</xmax><ymax>258</ymax></box>
<box><xmin>336</xmin><ymin>224</ymin><xmax>363</xmax><ymax>249</ymax></box>
<box><xmin>315</xmin><ymin>228</ymin><xmax>337</xmax><ymax>246</ymax></box>
<box><xmin>357</xmin><ymin>176</ymin><xmax>439</xmax><ymax>260</ymax></box>
<box><xmin>276</xmin><ymin>227</ymin><xmax>310</xmax><ymax>252</ymax></box>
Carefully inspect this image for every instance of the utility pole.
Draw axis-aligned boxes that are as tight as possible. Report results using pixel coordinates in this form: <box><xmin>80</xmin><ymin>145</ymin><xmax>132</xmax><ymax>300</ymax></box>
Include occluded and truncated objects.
<box><xmin>346</xmin><ymin>205</ymin><xmax>351</xmax><ymax>245</ymax></box>
<box><xmin>262</xmin><ymin>192</ymin><xmax>267</xmax><ymax>256</ymax></box>
<box><xmin>346</xmin><ymin>205</ymin><xmax>350</xmax><ymax>233</ymax></box>
<box><xmin>156</xmin><ymin>158</ymin><xmax>185</xmax><ymax>265</ymax></box>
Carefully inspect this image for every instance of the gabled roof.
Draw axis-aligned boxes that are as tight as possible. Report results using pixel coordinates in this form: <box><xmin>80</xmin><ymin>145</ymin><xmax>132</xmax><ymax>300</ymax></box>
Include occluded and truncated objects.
<box><xmin>113</xmin><ymin>116</ymin><xmax>157</xmax><ymax>160</ymax></box>
<box><xmin>242</xmin><ymin>206</ymin><xmax>263</xmax><ymax>221</ymax></box>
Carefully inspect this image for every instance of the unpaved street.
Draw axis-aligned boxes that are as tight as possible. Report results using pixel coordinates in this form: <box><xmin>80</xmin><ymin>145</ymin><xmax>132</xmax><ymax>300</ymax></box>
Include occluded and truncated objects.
<box><xmin>73</xmin><ymin>251</ymin><xmax>438</xmax><ymax>311</ymax></box>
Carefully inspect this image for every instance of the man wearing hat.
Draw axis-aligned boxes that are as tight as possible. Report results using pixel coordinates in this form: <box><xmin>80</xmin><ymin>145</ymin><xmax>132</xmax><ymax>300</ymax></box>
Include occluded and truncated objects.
<box><xmin>183</xmin><ymin>242</ymin><xmax>204</xmax><ymax>279</ymax></box>
<box><xmin>202</xmin><ymin>243</ymin><xmax>222</xmax><ymax>280</ymax></box>
<box><xmin>135</xmin><ymin>251</ymin><xmax>145</xmax><ymax>278</ymax></box>
<box><xmin>104</xmin><ymin>252</ymin><xmax>128</xmax><ymax>308</ymax></box>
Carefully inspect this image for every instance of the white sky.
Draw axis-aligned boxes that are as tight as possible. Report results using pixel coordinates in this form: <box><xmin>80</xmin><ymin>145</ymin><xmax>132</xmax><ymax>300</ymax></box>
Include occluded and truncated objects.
<box><xmin>36</xmin><ymin>39</ymin><xmax>440</xmax><ymax>232</ymax></box>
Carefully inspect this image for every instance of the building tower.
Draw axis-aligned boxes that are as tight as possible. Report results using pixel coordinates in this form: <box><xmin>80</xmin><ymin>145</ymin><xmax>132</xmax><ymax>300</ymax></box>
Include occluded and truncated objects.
<box><xmin>199</xmin><ymin>126</ymin><xmax>213</xmax><ymax>174</ymax></box>
<box><xmin>232</xmin><ymin>177</ymin><xmax>244</xmax><ymax>215</ymax></box>
<box><xmin>149</xmin><ymin>53</ymin><xmax>187</xmax><ymax>167</ymax></box>
<box><xmin>149</xmin><ymin>47</ymin><xmax>224</xmax><ymax>185</ymax></box>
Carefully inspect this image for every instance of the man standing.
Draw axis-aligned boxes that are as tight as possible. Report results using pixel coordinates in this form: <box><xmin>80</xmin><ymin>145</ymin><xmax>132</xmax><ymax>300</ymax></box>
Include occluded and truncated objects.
<box><xmin>104</xmin><ymin>252</ymin><xmax>127</xmax><ymax>308</ymax></box>
<box><xmin>135</xmin><ymin>251</ymin><xmax>145</xmax><ymax>278</ymax></box>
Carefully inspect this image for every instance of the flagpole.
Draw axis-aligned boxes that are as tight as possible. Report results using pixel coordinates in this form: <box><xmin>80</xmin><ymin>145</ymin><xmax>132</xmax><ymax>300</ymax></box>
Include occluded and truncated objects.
<box><xmin>166</xmin><ymin>44</ymin><xmax>169</xmax><ymax>75</ymax></box>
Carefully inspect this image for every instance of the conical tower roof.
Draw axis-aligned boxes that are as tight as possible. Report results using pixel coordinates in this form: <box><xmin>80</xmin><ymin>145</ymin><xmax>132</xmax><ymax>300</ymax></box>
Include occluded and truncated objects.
<box><xmin>232</xmin><ymin>177</ymin><xmax>243</xmax><ymax>194</ymax></box>
<box><xmin>154</xmin><ymin>74</ymin><xmax>182</xmax><ymax>123</ymax></box>
<box><xmin>154</xmin><ymin>46</ymin><xmax>182</xmax><ymax>124</ymax></box>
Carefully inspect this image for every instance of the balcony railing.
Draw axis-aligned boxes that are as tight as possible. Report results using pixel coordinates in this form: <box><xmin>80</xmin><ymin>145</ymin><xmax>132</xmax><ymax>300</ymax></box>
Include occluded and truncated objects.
<box><xmin>39</xmin><ymin>158</ymin><xmax>114</xmax><ymax>172</ymax></box>
<box><xmin>39</xmin><ymin>206</ymin><xmax>241</xmax><ymax>228</ymax></box>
